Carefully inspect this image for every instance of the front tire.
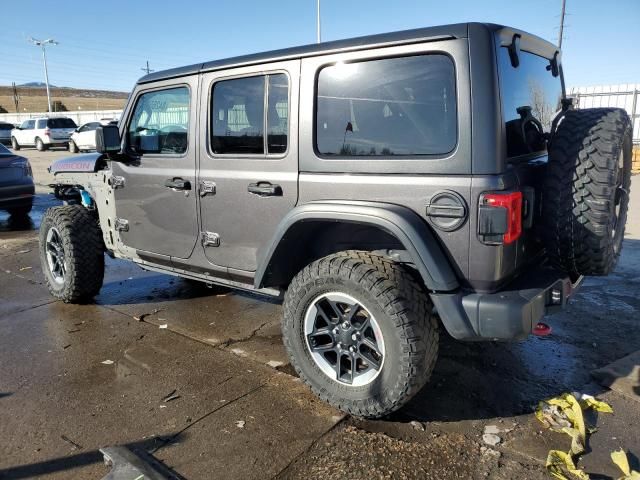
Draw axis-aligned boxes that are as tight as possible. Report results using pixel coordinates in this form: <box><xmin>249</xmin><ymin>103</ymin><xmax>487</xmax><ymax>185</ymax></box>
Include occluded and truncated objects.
<box><xmin>39</xmin><ymin>206</ymin><xmax>105</xmax><ymax>303</ymax></box>
<box><xmin>282</xmin><ymin>250</ymin><xmax>438</xmax><ymax>418</ymax></box>
<box><xmin>69</xmin><ymin>140</ymin><xmax>79</xmax><ymax>153</ymax></box>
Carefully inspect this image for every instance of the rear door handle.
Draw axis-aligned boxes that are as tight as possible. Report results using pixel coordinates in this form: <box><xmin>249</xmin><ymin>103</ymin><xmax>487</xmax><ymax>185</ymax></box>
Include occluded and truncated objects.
<box><xmin>248</xmin><ymin>182</ymin><xmax>282</xmax><ymax>197</ymax></box>
<box><xmin>165</xmin><ymin>178</ymin><xmax>191</xmax><ymax>191</ymax></box>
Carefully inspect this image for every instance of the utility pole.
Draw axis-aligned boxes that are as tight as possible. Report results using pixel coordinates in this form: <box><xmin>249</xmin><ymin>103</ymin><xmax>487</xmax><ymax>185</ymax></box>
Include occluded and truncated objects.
<box><xmin>316</xmin><ymin>0</ymin><xmax>321</xmax><ymax>43</ymax></box>
<box><xmin>558</xmin><ymin>0</ymin><xmax>566</xmax><ymax>49</ymax></box>
<box><xmin>12</xmin><ymin>82</ymin><xmax>19</xmax><ymax>113</ymax></box>
<box><xmin>141</xmin><ymin>61</ymin><xmax>154</xmax><ymax>75</ymax></box>
<box><xmin>28</xmin><ymin>37</ymin><xmax>57</xmax><ymax>113</ymax></box>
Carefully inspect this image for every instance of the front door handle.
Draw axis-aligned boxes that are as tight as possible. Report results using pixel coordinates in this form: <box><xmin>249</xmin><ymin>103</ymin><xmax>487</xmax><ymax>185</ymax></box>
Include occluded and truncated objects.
<box><xmin>248</xmin><ymin>182</ymin><xmax>282</xmax><ymax>197</ymax></box>
<box><xmin>165</xmin><ymin>178</ymin><xmax>191</xmax><ymax>191</ymax></box>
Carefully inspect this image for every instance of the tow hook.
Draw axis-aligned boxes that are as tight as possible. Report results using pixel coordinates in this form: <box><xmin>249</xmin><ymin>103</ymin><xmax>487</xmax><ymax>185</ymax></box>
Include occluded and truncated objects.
<box><xmin>533</xmin><ymin>322</ymin><xmax>552</xmax><ymax>336</ymax></box>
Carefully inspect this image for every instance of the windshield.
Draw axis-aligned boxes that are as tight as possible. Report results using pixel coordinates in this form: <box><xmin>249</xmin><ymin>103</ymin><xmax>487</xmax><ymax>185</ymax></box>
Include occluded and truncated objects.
<box><xmin>47</xmin><ymin>118</ymin><xmax>77</xmax><ymax>129</ymax></box>
<box><xmin>498</xmin><ymin>47</ymin><xmax>563</xmax><ymax>158</ymax></box>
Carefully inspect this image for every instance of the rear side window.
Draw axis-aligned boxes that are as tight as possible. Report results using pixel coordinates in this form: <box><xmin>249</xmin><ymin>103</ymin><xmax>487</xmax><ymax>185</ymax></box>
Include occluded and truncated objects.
<box><xmin>316</xmin><ymin>54</ymin><xmax>457</xmax><ymax>157</ymax></box>
<box><xmin>211</xmin><ymin>73</ymin><xmax>289</xmax><ymax>155</ymax></box>
<box><xmin>127</xmin><ymin>86</ymin><xmax>190</xmax><ymax>155</ymax></box>
<box><xmin>47</xmin><ymin>118</ymin><xmax>77</xmax><ymax>129</ymax></box>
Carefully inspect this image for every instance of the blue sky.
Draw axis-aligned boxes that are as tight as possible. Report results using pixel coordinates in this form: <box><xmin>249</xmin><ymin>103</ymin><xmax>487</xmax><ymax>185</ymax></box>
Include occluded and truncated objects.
<box><xmin>0</xmin><ymin>0</ymin><xmax>638</xmax><ymax>92</ymax></box>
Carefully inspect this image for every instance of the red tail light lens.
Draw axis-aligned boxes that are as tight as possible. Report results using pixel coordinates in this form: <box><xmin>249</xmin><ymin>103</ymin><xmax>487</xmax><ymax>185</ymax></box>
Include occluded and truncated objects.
<box><xmin>482</xmin><ymin>191</ymin><xmax>523</xmax><ymax>244</ymax></box>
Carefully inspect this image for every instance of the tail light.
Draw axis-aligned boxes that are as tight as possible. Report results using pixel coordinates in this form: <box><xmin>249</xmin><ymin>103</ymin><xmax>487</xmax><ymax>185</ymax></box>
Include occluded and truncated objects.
<box><xmin>10</xmin><ymin>159</ymin><xmax>32</xmax><ymax>177</ymax></box>
<box><xmin>44</xmin><ymin>128</ymin><xmax>51</xmax><ymax>137</ymax></box>
<box><xmin>478</xmin><ymin>191</ymin><xmax>523</xmax><ymax>245</ymax></box>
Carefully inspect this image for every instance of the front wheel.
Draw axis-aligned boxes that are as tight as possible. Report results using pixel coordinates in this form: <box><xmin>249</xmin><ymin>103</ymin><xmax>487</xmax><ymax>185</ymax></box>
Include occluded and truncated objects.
<box><xmin>69</xmin><ymin>140</ymin><xmax>79</xmax><ymax>153</ymax></box>
<box><xmin>282</xmin><ymin>251</ymin><xmax>438</xmax><ymax>418</ymax></box>
<box><xmin>39</xmin><ymin>205</ymin><xmax>105</xmax><ymax>303</ymax></box>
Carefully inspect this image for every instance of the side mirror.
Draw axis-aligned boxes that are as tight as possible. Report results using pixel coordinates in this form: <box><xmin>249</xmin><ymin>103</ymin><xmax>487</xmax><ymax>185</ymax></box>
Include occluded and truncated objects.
<box><xmin>96</xmin><ymin>125</ymin><xmax>121</xmax><ymax>154</ymax></box>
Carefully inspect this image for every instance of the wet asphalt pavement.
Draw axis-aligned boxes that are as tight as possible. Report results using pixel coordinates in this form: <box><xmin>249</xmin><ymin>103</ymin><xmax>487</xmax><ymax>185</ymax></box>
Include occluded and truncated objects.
<box><xmin>0</xmin><ymin>149</ymin><xmax>639</xmax><ymax>479</ymax></box>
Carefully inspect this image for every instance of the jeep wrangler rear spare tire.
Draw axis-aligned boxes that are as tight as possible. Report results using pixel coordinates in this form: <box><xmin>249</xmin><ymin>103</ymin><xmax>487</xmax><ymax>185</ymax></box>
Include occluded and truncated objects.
<box><xmin>282</xmin><ymin>250</ymin><xmax>438</xmax><ymax>418</ymax></box>
<box><xmin>542</xmin><ymin>108</ymin><xmax>632</xmax><ymax>277</ymax></box>
<box><xmin>39</xmin><ymin>205</ymin><xmax>105</xmax><ymax>302</ymax></box>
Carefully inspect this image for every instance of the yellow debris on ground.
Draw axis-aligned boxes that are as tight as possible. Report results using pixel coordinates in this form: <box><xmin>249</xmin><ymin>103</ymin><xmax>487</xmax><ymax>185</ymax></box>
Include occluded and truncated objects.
<box><xmin>546</xmin><ymin>450</ymin><xmax>590</xmax><ymax>480</ymax></box>
<box><xmin>611</xmin><ymin>450</ymin><xmax>640</xmax><ymax>480</ymax></box>
<box><xmin>536</xmin><ymin>393</ymin><xmax>614</xmax><ymax>480</ymax></box>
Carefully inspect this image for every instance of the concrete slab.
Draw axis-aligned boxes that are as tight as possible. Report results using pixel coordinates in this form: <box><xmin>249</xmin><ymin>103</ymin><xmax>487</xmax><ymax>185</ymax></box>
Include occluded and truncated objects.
<box><xmin>154</xmin><ymin>374</ymin><xmax>342</xmax><ymax>480</ymax></box>
<box><xmin>592</xmin><ymin>350</ymin><xmax>640</xmax><ymax>402</ymax></box>
<box><xmin>0</xmin><ymin>302</ymin><xmax>283</xmax><ymax>480</ymax></box>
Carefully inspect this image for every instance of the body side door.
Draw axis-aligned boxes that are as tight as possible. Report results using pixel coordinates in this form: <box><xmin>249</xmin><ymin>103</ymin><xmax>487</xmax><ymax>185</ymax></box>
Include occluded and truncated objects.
<box><xmin>111</xmin><ymin>76</ymin><xmax>200</xmax><ymax>261</ymax></box>
<box><xmin>198</xmin><ymin>60</ymin><xmax>300</xmax><ymax>278</ymax></box>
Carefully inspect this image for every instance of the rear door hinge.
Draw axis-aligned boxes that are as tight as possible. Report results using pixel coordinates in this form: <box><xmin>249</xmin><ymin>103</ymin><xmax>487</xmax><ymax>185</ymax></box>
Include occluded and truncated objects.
<box><xmin>114</xmin><ymin>218</ymin><xmax>129</xmax><ymax>232</ymax></box>
<box><xmin>201</xmin><ymin>231</ymin><xmax>220</xmax><ymax>247</ymax></box>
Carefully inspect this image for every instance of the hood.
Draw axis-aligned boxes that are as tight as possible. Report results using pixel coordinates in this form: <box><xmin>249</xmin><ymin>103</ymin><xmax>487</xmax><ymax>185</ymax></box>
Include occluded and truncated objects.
<box><xmin>49</xmin><ymin>152</ymin><xmax>106</xmax><ymax>174</ymax></box>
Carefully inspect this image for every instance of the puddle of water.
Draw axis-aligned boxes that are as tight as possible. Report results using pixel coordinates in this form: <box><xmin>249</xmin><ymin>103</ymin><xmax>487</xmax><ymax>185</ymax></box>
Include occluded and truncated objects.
<box><xmin>0</xmin><ymin>194</ymin><xmax>60</xmax><ymax>232</ymax></box>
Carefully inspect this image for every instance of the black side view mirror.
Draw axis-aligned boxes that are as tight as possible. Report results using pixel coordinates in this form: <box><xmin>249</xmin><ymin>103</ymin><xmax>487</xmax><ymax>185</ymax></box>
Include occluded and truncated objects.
<box><xmin>96</xmin><ymin>125</ymin><xmax>121</xmax><ymax>154</ymax></box>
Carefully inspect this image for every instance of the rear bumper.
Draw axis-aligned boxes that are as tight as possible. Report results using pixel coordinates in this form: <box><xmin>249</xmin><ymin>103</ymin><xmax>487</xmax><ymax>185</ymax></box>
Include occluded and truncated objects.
<box><xmin>431</xmin><ymin>268</ymin><xmax>583</xmax><ymax>341</ymax></box>
<box><xmin>0</xmin><ymin>183</ymin><xmax>35</xmax><ymax>209</ymax></box>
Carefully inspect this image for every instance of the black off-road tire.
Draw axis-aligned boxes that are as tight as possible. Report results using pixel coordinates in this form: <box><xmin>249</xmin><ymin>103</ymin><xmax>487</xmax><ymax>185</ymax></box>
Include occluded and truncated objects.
<box><xmin>10</xmin><ymin>137</ymin><xmax>20</xmax><ymax>151</ymax></box>
<box><xmin>282</xmin><ymin>250</ymin><xmax>438</xmax><ymax>418</ymax></box>
<box><xmin>542</xmin><ymin>108</ymin><xmax>633</xmax><ymax>277</ymax></box>
<box><xmin>39</xmin><ymin>205</ymin><xmax>105</xmax><ymax>303</ymax></box>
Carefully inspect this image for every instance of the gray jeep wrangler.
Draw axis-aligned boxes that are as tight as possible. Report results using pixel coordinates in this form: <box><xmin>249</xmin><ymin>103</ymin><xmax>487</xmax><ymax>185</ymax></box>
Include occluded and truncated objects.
<box><xmin>40</xmin><ymin>23</ymin><xmax>633</xmax><ymax>418</ymax></box>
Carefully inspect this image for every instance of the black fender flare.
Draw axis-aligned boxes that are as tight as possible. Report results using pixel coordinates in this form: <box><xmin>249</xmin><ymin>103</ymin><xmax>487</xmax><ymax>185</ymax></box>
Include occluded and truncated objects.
<box><xmin>255</xmin><ymin>201</ymin><xmax>459</xmax><ymax>292</ymax></box>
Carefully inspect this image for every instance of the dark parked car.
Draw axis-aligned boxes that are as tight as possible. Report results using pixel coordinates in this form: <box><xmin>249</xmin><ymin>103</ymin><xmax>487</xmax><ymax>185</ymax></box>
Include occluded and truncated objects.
<box><xmin>0</xmin><ymin>143</ymin><xmax>34</xmax><ymax>216</ymax></box>
<box><xmin>0</xmin><ymin>122</ymin><xmax>14</xmax><ymax>145</ymax></box>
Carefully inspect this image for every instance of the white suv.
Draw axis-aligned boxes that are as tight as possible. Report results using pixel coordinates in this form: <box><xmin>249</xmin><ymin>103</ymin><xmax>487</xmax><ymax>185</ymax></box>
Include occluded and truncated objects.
<box><xmin>69</xmin><ymin>119</ymin><xmax>118</xmax><ymax>153</ymax></box>
<box><xmin>11</xmin><ymin>117</ymin><xmax>78</xmax><ymax>151</ymax></box>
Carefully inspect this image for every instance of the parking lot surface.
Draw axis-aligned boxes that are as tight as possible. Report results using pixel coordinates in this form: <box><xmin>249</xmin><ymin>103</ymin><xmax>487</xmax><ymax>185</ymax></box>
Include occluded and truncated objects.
<box><xmin>1</xmin><ymin>148</ymin><xmax>639</xmax><ymax>479</ymax></box>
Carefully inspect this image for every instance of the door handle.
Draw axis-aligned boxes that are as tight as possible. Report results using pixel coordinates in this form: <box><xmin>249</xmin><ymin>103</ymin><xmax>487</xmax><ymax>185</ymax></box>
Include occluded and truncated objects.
<box><xmin>248</xmin><ymin>182</ymin><xmax>282</xmax><ymax>197</ymax></box>
<box><xmin>165</xmin><ymin>178</ymin><xmax>191</xmax><ymax>191</ymax></box>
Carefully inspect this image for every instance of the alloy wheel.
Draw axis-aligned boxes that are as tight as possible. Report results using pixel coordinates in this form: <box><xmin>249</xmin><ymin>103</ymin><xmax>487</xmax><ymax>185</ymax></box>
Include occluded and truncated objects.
<box><xmin>304</xmin><ymin>292</ymin><xmax>385</xmax><ymax>387</ymax></box>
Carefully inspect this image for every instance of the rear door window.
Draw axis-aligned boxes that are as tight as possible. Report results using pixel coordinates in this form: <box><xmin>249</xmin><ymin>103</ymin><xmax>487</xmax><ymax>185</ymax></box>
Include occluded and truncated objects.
<box><xmin>211</xmin><ymin>73</ymin><xmax>289</xmax><ymax>156</ymax></box>
<box><xmin>37</xmin><ymin>119</ymin><xmax>47</xmax><ymax>129</ymax></box>
<box><xmin>127</xmin><ymin>86</ymin><xmax>190</xmax><ymax>155</ymax></box>
<box><xmin>316</xmin><ymin>54</ymin><xmax>457</xmax><ymax>157</ymax></box>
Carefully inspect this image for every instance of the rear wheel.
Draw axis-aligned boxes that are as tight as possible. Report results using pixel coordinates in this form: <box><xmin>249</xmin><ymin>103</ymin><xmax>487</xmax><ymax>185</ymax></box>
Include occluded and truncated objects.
<box><xmin>282</xmin><ymin>250</ymin><xmax>438</xmax><ymax>418</ymax></box>
<box><xmin>35</xmin><ymin>137</ymin><xmax>47</xmax><ymax>151</ymax></box>
<box><xmin>541</xmin><ymin>108</ymin><xmax>633</xmax><ymax>277</ymax></box>
<box><xmin>11</xmin><ymin>137</ymin><xmax>20</xmax><ymax>151</ymax></box>
<box><xmin>7</xmin><ymin>202</ymin><xmax>33</xmax><ymax>217</ymax></box>
<box><xmin>39</xmin><ymin>205</ymin><xmax>105</xmax><ymax>302</ymax></box>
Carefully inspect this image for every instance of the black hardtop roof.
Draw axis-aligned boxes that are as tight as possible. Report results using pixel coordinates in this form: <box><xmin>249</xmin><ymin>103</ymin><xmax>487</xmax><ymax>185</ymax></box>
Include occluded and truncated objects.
<box><xmin>139</xmin><ymin>22</ymin><xmax>482</xmax><ymax>84</ymax></box>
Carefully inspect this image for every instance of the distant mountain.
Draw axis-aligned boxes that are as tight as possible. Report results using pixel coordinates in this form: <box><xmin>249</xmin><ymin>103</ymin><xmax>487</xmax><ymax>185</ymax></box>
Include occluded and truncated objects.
<box><xmin>18</xmin><ymin>82</ymin><xmax>56</xmax><ymax>88</ymax></box>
